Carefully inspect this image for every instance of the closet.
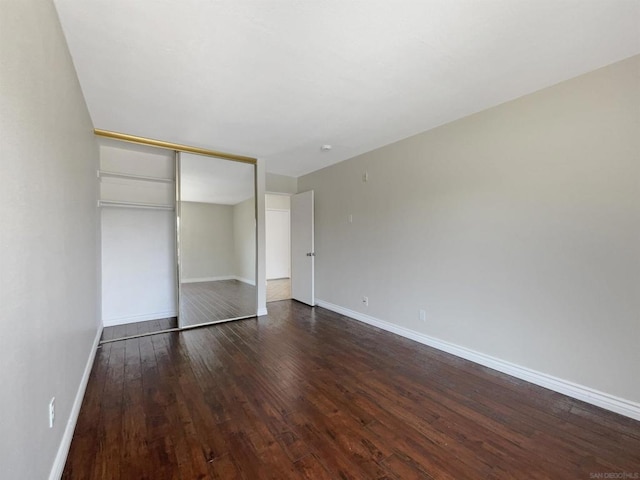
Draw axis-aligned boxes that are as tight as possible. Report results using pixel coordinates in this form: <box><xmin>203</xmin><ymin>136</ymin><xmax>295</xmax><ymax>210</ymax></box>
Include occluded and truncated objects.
<box><xmin>97</xmin><ymin>132</ymin><xmax>260</xmax><ymax>341</ymax></box>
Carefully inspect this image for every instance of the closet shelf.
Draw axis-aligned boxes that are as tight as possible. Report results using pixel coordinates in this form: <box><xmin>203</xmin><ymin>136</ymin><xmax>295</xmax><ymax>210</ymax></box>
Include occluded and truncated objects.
<box><xmin>98</xmin><ymin>170</ymin><xmax>174</xmax><ymax>183</ymax></box>
<box><xmin>98</xmin><ymin>200</ymin><xmax>175</xmax><ymax>211</ymax></box>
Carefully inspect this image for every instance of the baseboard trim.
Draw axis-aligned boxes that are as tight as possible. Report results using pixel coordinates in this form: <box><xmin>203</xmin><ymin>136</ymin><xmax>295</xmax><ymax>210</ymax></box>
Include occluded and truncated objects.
<box><xmin>182</xmin><ymin>276</ymin><xmax>257</xmax><ymax>286</ymax></box>
<box><xmin>182</xmin><ymin>275</ymin><xmax>235</xmax><ymax>284</ymax></box>
<box><xmin>257</xmin><ymin>307</ymin><xmax>268</xmax><ymax>316</ymax></box>
<box><xmin>49</xmin><ymin>324</ymin><xmax>103</xmax><ymax>480</ymax></box>
<box><xmin>316</xmin><ymin>299</ymin><xmax>640</xmax><ymax>421</ymax></box>
<box><xmin>103</xmin><ymin>310</ymin><xmax>177</xmax><ymax>327</ymax></box>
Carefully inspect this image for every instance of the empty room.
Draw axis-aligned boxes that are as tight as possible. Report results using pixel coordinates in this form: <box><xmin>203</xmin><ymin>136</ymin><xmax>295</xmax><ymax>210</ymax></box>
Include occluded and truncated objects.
<box><xmin>1</xmin><ymin>0</ymin><xmax>639</xmax><ymax>479</ymax></box>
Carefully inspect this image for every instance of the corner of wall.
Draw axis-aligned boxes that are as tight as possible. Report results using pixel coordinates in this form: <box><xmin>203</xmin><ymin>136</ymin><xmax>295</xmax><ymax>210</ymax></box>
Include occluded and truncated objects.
<box><xmin>48</xmin><ymin>326</ymin><xmax>103</xmax><ymax>480</ymax></box>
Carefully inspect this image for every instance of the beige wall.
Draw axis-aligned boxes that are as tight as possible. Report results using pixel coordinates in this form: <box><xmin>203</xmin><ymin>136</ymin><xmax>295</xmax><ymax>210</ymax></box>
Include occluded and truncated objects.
<box><xmin>299</xmin><ymin>55</ymin><xmax>640</xmax><ymax>405</ymax></box>
<box><xmin>266</xmin><ymin>172</ymin><xmax>297</xmax><ymax>194</ymax></box>
<box><xmin>180</xmin><ymin>202</ymin><xmax>236</xmax><ymax>281</ymax></box>
<box><xmin>0</xmin><ymin>0</ymin><xmax>100</xmax><ymax>478</ymax></box>
<box><xmin>181</xmin><ymin>199</ymin><xmax>256</xmax><ymax>285</ymax></box>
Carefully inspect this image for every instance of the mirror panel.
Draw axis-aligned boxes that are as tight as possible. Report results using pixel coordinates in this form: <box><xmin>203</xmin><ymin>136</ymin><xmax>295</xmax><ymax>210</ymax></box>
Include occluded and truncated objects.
<box><xmin>177</xmin><ymin>152</ymin><xmax>256</xmax><ymax>328</ymax></box>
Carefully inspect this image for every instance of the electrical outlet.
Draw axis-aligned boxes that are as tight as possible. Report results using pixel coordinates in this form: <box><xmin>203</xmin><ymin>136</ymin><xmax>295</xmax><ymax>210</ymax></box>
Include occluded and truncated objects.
<box><xmin>49</xmin><ymin>397</ymin><xmax>55</xmax><ymax>428</ymax></box>
<box><xmin>363</xmin><ymin>296</ymin><xmax>369</xmax><ymax>307</ymax></box>
<box><xmin>419</xmin><ymin>309</ymin><xmax>427</xmax><ymax>322</ymax></box>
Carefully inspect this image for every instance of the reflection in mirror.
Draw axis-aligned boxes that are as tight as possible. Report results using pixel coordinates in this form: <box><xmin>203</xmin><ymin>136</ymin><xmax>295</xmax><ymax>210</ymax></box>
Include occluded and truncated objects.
<box><xmin>178</xmin><ymin>153</ymin><xmax>256</xmax><ymax>328</ymax></box>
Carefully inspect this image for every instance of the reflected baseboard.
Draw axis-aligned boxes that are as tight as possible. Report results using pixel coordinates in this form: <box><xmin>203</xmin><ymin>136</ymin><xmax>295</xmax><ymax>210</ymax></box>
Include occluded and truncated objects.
<box><xmin>182</xmin><ymin>275</ymin><xmax>235</xmax><ymax>283</ymax></box>
<box><xmin>181</xmin><ymin>275</ymin><xmax>256</xmax><ymax>286</ymax></box>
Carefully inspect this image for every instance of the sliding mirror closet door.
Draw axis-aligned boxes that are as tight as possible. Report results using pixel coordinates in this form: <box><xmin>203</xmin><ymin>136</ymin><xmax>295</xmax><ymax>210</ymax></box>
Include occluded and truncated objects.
<box><xmin>177</xmin><ymin>153</ymin><xmax>257</xmax><ymax>328</ymax></box>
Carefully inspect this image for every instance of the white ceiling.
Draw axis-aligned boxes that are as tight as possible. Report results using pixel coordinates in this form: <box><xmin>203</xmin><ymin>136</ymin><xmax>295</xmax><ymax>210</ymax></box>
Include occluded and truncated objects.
<box><xmin>54</xmin><ymin>1</ymin><xmax>640</xmax><ymax>178</ymax></box>
<box><xmin>180</xmin><ymin>153</ymin><xmax>254</xmax><ymax>205</ymax></box>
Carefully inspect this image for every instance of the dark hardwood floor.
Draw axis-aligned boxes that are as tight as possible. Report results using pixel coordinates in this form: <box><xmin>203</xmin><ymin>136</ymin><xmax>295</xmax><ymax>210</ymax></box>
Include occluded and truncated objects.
<box><xmin>64</xmin><ymin>301</ymin><xmax>640</xmax><ymax>479</ymax></box>
<box><xmin>180</xmin><ymin>280</ymin><xmax>257</xmax><ymax>328</ymax></box>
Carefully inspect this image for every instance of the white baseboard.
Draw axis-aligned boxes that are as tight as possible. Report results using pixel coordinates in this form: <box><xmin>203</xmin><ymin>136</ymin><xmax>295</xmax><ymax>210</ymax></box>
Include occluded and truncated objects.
<box><xmin>182</xmin><ymin>276</ymin><xmax>257</xmax><ymax>286</ymax></box>
<box><xmin>49</xmin><ymin>324</ymin><xmax>103</xmax><ymax>480</ymax></box>
<box><xmin>234</xmin><ymin>276</ymin><xmax>256</xmax><ymax>286</ymax></box>
<box><xmin>103</xmin><ymin>310</ymin><xmax>177</xmax><ymax>327</ymax></box>
<box><xmin>257</xmin><ymin>307</ymin><xmax>268</xmax><ymax>316</ymax></box>
<box><xmin>182</xmin><ymin>275</ymin><xmax>235</xmax><ymax>284</ymax></box>
<box><xmin>316</xmin><ymin>299</ymin><xmax>640</xmax><ymax>421</ymax></box>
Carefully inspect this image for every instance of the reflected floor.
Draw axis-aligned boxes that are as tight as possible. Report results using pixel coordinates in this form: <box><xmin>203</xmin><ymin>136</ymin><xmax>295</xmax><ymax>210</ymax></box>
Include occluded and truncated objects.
<box><xmin>180</xmin><ymin>279</ymin><xmax>256</xmax><ymax>328</ymax></box>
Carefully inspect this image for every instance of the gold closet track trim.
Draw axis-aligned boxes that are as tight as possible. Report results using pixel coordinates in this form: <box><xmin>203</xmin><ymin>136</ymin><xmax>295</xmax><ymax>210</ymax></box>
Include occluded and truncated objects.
<box><xmin>94</xmin><ymin>129</ymin><xmax>257</xmax><ymax>165</ymax></box>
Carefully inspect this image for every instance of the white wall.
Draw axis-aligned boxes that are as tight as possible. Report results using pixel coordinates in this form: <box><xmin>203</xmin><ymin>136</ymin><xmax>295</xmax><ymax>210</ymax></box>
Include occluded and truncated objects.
<box><xmin>0</xmin><ymin>1</ymin><xmax>100</xmax><ymax>478</ymax></box>
<box><xmin>233</xmin><ymin>197</ymin><xmax>257</xmax><ymax>285</ymax></box>
<box><xmin>266</xmin><ymin>193</ymin><xmax>291</xmax><ymax>210</ymax></box>
<box><xmin>256</xmin><ymin>159</ymin><xmax>267</xmax><ymax>314</ymax></box>
<box><xmin>101</xmin><ymin>208</ymin><xmax>177</xmax><ymax>325</ymax></box>
<box><xmin>180</xmin><ymin>202</ymin><xmax>235</xmax><ymax>281</ymax></box>
<box><xmin>100</xmin><ymin>145</ymin><xmax>177</xmax><ymax>326</ymax></box>
<box><xmin>266</xmin><ymin>211</ymin><xmax>291</xmax><ymax>280</ymax></box>
<box><xmin>299</xmin><ymin>55</ymin><xmax>640</xmax><ymax>412</ymax></box>
<box><xmin>266</xmin><ymin>194</ymin><xmax>291</xmax><ymax>279</ymax></box>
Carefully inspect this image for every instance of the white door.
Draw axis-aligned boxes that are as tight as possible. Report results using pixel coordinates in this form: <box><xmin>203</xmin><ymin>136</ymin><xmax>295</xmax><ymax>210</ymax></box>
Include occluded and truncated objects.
<box><xmin>291</xmin><ymin>190</ymin><xmax>315</xmax><ymax>306</ymax></box>
<box><xmin>266</xmin><ymin>209</ymin><xmax>291</xmax><ymax>279</ymax></box>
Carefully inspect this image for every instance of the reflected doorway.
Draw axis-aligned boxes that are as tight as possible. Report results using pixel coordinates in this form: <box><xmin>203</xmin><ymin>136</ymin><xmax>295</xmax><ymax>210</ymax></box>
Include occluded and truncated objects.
<box><xmin>266</xmin><ymin>193</ymin><xmax>292</xmax><ymax>302</ymax></box>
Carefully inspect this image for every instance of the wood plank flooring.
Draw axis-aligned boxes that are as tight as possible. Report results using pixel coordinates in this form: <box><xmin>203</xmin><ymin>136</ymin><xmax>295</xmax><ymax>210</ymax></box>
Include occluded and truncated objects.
<box><xmin>180</xmin><ymin>280</ymin><xmax>257</xmax><ymax>328</ymax></box>
<box><xmin>64</xmin><ymin>300</ymin><xmax>640</xmax><ymax>479</ymax></box>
